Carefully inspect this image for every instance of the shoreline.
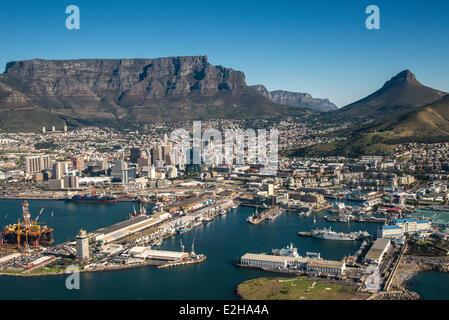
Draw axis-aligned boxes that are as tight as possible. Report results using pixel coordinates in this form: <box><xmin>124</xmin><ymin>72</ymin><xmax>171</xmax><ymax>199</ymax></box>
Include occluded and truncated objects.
<box><xmin>390</xmin><ymin>254</ymin><xmax>449</xmax><ymax>297</ymax></box>
<box><xmin>0</xmin><ymin>257</ymin><xmax>206</xmax><ymax>278</ymax></box>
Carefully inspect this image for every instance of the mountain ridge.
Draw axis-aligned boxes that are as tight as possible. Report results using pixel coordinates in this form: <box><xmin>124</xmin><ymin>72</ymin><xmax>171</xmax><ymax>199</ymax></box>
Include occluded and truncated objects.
<box><xmin>252</xmin><ymin>85</ymin><xmax>338</xmax><ymax>112</ymax></box>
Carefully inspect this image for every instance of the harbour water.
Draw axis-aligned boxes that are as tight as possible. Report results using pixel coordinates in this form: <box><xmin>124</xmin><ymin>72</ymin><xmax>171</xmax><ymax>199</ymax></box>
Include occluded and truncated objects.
<box><xmin>407</xmin><ymin>271</ymin><xmax>449</xmax><ymax>300</ymax></box>
<box><xmin>0</xmin><ymin>200</ymin><xmax>382</xmax><ymax>300</ymax></box>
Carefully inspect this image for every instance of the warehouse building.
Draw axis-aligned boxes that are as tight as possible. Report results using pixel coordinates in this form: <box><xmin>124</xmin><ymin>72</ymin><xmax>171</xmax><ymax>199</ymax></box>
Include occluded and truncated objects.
<box><xmin>365</xmin><ymin>238</ymin><xmax>391</xmax><ymax>265</ymax></box>
<box><xmin>240</xmin><ymin>253</ymin><xmax>346</xmax><ymax>277</ymax></box>
<box><xmin>306</xmin><ymin>260</ymin><xmax>346</xmax><ymax>276</ymax></box>
<box><xmin>128</xmin><ymin>247</ymin><xmax>188</xmax><ymax>261</ymax></box>
<box><xmin>91</xmin><ymin>214</ymin><xmax>165</xmax><ymax>244</ymax></box>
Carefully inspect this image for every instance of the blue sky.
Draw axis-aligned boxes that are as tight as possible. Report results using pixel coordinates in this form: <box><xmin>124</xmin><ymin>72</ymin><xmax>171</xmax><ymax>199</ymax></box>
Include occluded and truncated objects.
<box><xmin>0</xmin><ymin>0</ymin><xmax>448</xmax><ymax>107</ymax></box>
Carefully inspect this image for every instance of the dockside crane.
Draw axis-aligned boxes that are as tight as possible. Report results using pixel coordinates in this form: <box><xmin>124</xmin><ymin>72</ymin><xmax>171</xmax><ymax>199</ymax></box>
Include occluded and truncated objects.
<box><xmin>34</xmin><ymin>204</ymin><xmax>47</xmax><ymax>224</ymax></box>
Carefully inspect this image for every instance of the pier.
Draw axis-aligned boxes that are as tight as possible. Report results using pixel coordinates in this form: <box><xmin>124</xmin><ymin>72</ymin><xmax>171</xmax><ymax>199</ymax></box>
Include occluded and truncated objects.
<box><xmin>247</xmin><ymin>206</ymin><xmax>284</xmax><ymax>225</ymax></box>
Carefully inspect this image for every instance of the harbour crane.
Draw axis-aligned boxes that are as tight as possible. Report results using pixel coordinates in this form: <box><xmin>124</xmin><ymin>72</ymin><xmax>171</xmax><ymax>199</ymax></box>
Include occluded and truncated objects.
<box><xmin>34</xmin><ymin>204</ymin><xmax>47</xmax><ymax>224</ymax></box>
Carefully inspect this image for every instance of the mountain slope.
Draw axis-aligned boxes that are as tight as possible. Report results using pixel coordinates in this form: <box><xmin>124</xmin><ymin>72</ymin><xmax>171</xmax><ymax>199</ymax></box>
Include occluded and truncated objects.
<box><xmin>333</xmin><ymin>70</ymin><xmax>446</xmax><ymax>121</ymax></box>
<box><xmin>252</xmin><ymin>85</ymin><xmax>337</xmax><ymax>112</ymax></box>
<box><xmin>375</xmin><ymin>94</ymin><xmax>449</xmax><ymax>142</ymax></box>
<box><xmin>0</xmin><ymin>56</ymin><xmax>309</xmax><ymax>131</ymax></box>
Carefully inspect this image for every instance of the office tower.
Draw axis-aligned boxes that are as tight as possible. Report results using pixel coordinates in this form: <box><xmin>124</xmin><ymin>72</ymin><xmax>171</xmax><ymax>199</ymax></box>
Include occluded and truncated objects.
<box><xmin>52</xmin><ymin>162</ymin><xmax>68</xmax><ymax>180</ymax></box>
<box><xmin>162</xmin><ymin>144</ymin><xmax>172</xmax><ymax>161</ymax></box>
<box><xmin>111</xmin><ymin>159</ymin><xmax>127</xmax><ymax>178</ymax></box>
<box><xmin>25</xmin><ymin>155</ymin><xmax>50</xmax><ymax>174</ymax></box>
<box><xmin>72</xmin><ymin>156</ymin><xmax>85</xmax><ymax>171</ymax></box>
<box><xmin>151</xmin><ymin>146</ymin><xmax>163</xmax><ymax>164</ymax></box>
<box><xmin>76</xmin><ymin>230</ymin><xmax>89</xmax><ymax>260</ymax></box>
<box><xmin>130</xmin><ymin>147</ymin><xmax>141</xmax><ymax>163</ymax></box>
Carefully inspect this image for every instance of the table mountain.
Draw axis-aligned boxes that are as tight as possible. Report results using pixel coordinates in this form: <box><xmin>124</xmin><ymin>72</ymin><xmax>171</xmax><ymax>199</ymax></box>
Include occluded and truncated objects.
<box><xmin>0</xmin><ymin>56</ymin><xmax>307</xmax><ymax>131</ymax></box>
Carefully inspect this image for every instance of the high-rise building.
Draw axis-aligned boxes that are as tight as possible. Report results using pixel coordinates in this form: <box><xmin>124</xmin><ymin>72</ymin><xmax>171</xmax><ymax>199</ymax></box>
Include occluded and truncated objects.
<box><xmin>25</xmin><ymin>155</ymin><xmax>51</xmax><ymax>175</ymax></box>
<box><xmin>162</xmin><ymin>144</ymin><xmax>172</xmax><ymax>161</ymax></box>
<box><xmin>64</xmin><ymin>176</ymin><xmax>79</xmax><ymax>189</ymax></box>
<box><xmin>111</xmin><ymin>159</ymin><xmax>127</xmax><ymax>178</ymax></box>
<box><xmin>137</xmin><ymin>157</ymin><xmax>151</xmax><ymax>170</ymax></box>
<box><xmin>63</xmin><ymin>123</ymin><xmax>68</xmax><ymax>132</ymax></box>
<box><xmin>52</xmin><ymin>162</ymin><xmax>69</xmax><ymax>180</ymax></box>
<box><xmin>151</xmin><ymin>146</ymin><xmax>163</xmax><ymax>164</ymax></box>
<box><xmin>121</xmin><ymin>167</ymin><xmax>137</xmax><ymax>183</ymax></box>
<box><xmin>130</xmin><ymin>147</ymin><xmax>141</xmax><ymax>163</ymax></box>
<box><xmin>76</xmin><ymin>230</ymin><xmax>89</xmax><ymax>260</ymax></box>
<box><xmin>72</xmin><ymin>156</ymin><xmax>85</xmax><ymax>171</ymax></box>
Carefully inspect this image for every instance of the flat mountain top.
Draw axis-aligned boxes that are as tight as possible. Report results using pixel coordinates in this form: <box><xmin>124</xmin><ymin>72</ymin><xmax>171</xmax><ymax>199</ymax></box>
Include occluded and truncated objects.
<box><xmin>0</xmin><ymin>56</ymin><xmax>309</xmax><ymax>131</ymax></box>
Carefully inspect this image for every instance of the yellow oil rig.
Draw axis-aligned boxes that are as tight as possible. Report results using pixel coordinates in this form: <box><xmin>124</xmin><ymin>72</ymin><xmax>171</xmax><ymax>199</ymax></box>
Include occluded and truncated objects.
<box><xmin>1</xmin><ymin>201</ymin><xmax>54</xmax><ymax>248</ymax></box>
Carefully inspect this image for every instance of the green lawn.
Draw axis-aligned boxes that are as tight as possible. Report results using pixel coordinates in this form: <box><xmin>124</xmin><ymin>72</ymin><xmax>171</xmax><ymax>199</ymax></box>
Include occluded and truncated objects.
<box><xmin>237</xmin><ymin>277</ymin><xmax>370</xmax><ymax>300</ymax></box>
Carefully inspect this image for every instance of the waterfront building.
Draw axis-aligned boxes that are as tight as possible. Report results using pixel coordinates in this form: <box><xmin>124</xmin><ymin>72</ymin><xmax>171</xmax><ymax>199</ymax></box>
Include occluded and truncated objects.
<box><xmin>128</xmin><ymin>247</ymin><xmax>188</xmax><ymax>261</ymax></box>
<box><xmin>240</xmin><ymin>253</ymin><xmax>346</xmax><ymax>277</ymax></box>
<box><xmin>76</xmin><ymin>230</ymin><xmax>89</xmax><ymax>260</ymax></box>
<box><xmin>306</xmin><ymin>260</ymin><xmax>346</xmax><ymax>276</ymax></box>
<box><xmin>240</xmin><ymin>253</ymin><xmax>289</xmax><ymax>269</ymax></box>
<box><xmin>379</xmin><ymin>218</ymin><xmax>431</xmax><ymax>239</ymax></box>
<box><xmin>64</xmin><ymin>176</ymin><xmax>80</xmax><ymax>189</ymax></box>
<box><xmin>364</xmin><ymin>238</ymin><xmax>391</xmax><ymax>265</ymax></box>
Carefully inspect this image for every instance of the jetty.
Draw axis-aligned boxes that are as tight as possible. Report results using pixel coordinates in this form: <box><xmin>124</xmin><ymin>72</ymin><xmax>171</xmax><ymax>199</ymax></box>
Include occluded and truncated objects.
<box><xmin>247</xmin><ymin>206</ymin><xmax>284</xmax><ymax>225</ymax></box>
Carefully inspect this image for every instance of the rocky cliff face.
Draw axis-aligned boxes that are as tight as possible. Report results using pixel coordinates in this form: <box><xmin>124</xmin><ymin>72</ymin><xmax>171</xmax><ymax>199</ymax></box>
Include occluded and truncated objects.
<box><xmin>252</xmin><ymin>85</ymin><xmax>337</xmax><ymax>112</ymax></box>
<box><xmin>0</xmin><ymin>56</ymin><xmax>311</xmax><ymax>130</ymax></box>
<box><xmin>0</xmin><ymin>56</ymin><xmax>252</xmax><ymax>119</ymax></box>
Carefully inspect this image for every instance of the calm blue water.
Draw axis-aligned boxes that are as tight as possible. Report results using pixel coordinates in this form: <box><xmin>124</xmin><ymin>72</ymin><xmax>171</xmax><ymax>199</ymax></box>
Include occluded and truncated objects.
<box><xmin>407</xmin><ymin>272</ymin><xmax>449</xmax><ymax>300</ymax></box>
<box><xmin>0</xmin><ymin>199</ymin><xmax>382</xmax><ymax>300</ymax></box>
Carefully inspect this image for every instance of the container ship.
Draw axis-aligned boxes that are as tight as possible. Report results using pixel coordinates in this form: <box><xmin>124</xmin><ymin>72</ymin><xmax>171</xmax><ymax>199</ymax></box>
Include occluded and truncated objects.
<box><xmin>2</xmin><ymin>201</ymin><xmax>54</xmax><ymax>246</ymax></box>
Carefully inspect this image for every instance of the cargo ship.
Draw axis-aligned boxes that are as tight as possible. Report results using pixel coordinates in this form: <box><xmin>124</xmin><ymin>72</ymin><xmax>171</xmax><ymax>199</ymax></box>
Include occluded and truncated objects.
<box><xmin>138</xmin><ymin>196</ymin><xmax>154</xmax><ymax>204</ymax></box>
<box><xmin>68</xmin><ymin>189</ymin><xmax>117</xmax><ymax>203</ymax></box>
<box><xmin>2</xmin><ymin>201</ymin><xmax>54</xmax><ymax>246</ymax></box>
<box><xmin>308</xmin><ymin>227</ymin><xmax>370</xmax><ymax>241</ymax></box>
